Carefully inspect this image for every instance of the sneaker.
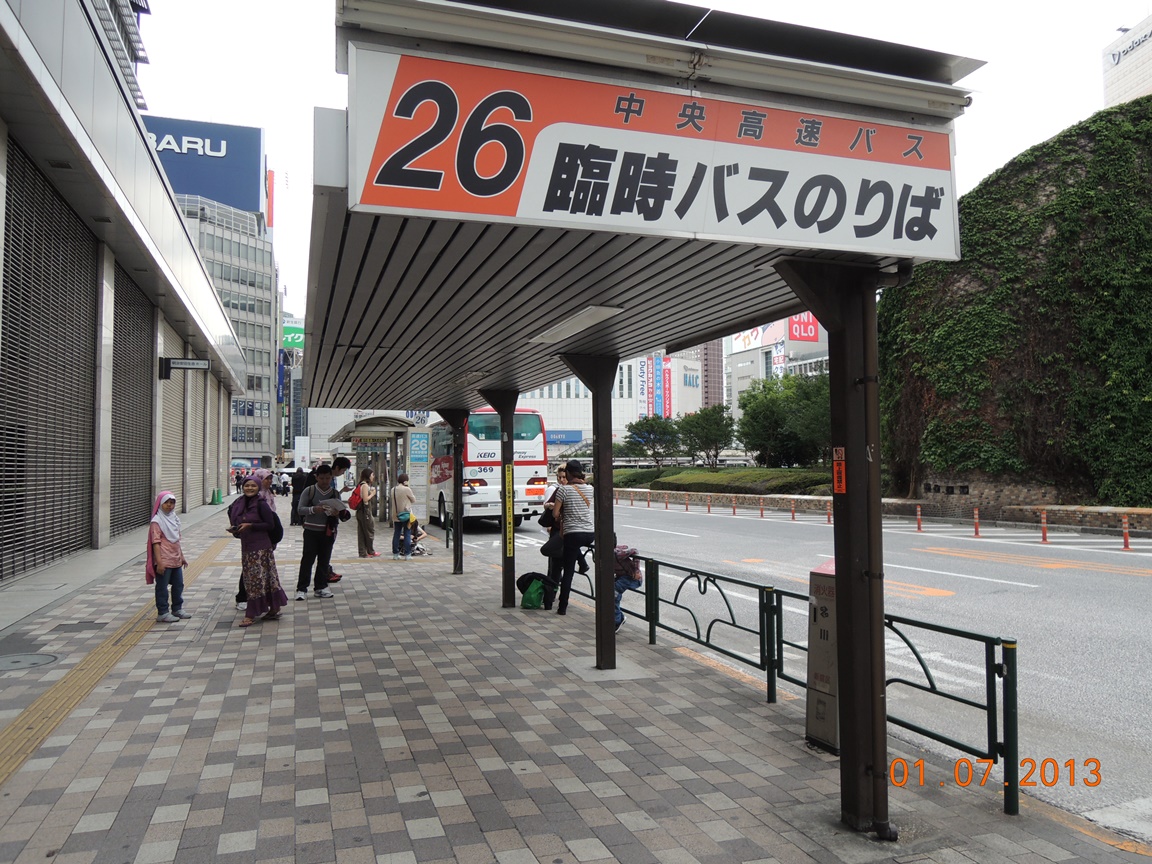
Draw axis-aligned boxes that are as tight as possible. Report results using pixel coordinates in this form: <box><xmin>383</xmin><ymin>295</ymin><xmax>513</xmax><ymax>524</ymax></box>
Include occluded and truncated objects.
<box><xmin>295</xmin><ymin>591</ymin><xmax>308</xmax><ymax>601</ymax></box>
<box><xmin>174</xmin><ymin>610</ymin><xmax>192</xmax><ymax>619</ymax></box>
<box><xmin>157</xmin><ymin>613</ymin><xmax>179</xmax><ymax>623</ymax></box>
<box><xmin>368</xmin><ymin>552</ymin><xmax>381</xmax><ymax>557</ymax></box>
<box><xmin>403</xmin><ymin>555</ymin><xmax>412</xmax><ymax>561</ymax></box>
<box><xmin>392</xmin><ymin>554</ymin><xmax>400</xmax><ymax>560</ymax></box>
<box><xmin>314</xmin><ymin>589</ymin><xmax>335</xmax><ymax>598</ymax></box>
<box><xmin>615</xmin><ymin>615</ymin><xmax>626</xmax><ymax>633</ymax></box>
<box><xmin>236</xmin><ymin>602</ymin><xmax>246</xmax><ymax>611</ymax></box>
<box><xmin>328</xmin><ymin>573</ymin><xmax>343</xmax><ymax>583</ymax></box>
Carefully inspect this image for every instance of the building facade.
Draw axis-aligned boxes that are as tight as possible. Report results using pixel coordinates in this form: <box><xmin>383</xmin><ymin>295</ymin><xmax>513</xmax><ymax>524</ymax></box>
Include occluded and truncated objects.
<box><xmin>1104</xmin><ymin>15</ymin><xmax>1152</xmax><ymax>107</ymax></box>
<box><xmin>727</xmin><ymin>313</ymin><xmax>829</xmax><ymax>423</ymax></box>
<box><xmin>142</xmin><ymin>115</ymin><xmax>278</xmax><ymax>469</ymax></box>
<box><xmin>176</xmin><ymin>195</ymin><xmax>279</xmax><ymax>469</ymax></box>
<box><xmin>0</xmin><ymin>0</ymin><xmax>243</xmax><ymax>580</ymax></box>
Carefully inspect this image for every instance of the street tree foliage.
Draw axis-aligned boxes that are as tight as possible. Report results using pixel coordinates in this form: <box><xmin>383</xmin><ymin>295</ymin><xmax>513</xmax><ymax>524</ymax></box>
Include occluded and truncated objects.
<box><xmin>878</xmin><ymin>95</ymin><xmax>1152</xmax><ymax>505</ymax></box>
<box><xmin>677</xmin><ymin>404</ymin><xmax>734</xmax><ymax>469</ymax></box>
<box><xmin>737</xmin><ymin>374</ymin><xmax>831</xmax><ymax>468</ymax></box>
<box><xmin>623</xmin><ymin>415</ymin><xmax>680</xmax><ymax>470</ymax></box>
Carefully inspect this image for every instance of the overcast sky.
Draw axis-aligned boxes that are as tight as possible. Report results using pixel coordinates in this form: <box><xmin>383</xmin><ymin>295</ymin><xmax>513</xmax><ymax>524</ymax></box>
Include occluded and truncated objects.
<box><xmin>136</xmin><ymin>1</ymin><xmax>1152</xmax><ymax>317</ymax></box>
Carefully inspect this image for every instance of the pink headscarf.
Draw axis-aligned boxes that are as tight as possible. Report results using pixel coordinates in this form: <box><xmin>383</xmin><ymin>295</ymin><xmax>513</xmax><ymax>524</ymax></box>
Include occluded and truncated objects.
<box><xmin>145</xmin><ymin>491</ymin><xmax>178</xmax><ymax>585</ymax></box>
<box><xmin>253</xmin><ymin>468</ymin><xmax>277</xmax><ymax>512</ymax></box>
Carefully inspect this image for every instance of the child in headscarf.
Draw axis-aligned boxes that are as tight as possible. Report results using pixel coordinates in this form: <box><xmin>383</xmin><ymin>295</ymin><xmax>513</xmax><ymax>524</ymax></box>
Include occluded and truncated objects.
<box><xmin>147</xmin><ymin>491</ymin><xmax>190</xmax><ymax>624</ymax></box>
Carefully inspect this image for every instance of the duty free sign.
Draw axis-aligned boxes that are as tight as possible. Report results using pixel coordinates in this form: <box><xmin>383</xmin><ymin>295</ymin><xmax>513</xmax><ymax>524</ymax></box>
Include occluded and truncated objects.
<box><xmin>349</xmin><ymin>46</ymin><xmax>959</xmax><ymax>260</ymax></box>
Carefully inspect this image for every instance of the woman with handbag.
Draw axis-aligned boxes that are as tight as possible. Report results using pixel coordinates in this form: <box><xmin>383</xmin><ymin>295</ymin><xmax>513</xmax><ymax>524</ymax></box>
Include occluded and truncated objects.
<box><xmin>538</xmin><ymin>464</ymin><xmax>568</xmax><ymax>609</ymax></box>
<box><xmin>391</xmin><ymin>473</ymin><xmax>417</xmax><ymax>560</ymax></box>
<box><xmin>228</xmin><ymin>475</ymin><xmax>289</xmax><ymax>627</ymax></box>
<box><xmin>550</xmin><ymin>460</ymin><xmax>595</xmax><ymax>616</ymax></box>
<box><xmin>355</xmin><ymin>468</ymin><xmax>379</xmax><ymax>557</ymax></box>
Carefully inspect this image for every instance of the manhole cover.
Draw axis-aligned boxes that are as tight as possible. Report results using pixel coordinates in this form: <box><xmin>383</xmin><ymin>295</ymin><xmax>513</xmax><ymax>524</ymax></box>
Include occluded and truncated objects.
<box><xmin>0</xmin><ymin>654</ymin><xmax>58</xmax><ymax>670</ymax></box>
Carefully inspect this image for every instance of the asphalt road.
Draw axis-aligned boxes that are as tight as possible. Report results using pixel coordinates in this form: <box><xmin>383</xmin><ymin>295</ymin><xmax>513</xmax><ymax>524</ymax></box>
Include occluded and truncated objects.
<box><xmin>453</xmin><ymin>502</ymin><xmax>1152</xmax><ymax>843</ymax></box>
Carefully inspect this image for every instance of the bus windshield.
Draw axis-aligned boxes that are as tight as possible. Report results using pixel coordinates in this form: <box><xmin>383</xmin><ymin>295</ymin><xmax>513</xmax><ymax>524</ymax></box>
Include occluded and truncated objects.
<box><xmin>468</xmin><ymin>414</ymin><xmax>543</xmax><ymax>442</ymax></box>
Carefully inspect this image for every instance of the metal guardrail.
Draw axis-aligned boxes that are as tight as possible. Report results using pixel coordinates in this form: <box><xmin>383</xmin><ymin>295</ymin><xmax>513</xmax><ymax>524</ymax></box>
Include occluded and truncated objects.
<box><xmin>570</xmin><ymin>556</ymin><xmax>1019</xmax><ymax>814</ymax></box>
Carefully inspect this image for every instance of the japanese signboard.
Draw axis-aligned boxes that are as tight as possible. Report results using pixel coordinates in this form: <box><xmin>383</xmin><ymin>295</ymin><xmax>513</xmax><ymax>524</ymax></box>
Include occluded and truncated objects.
<box><xmin>350</xmin><ymin>46</ymin><xmax>959</xmax><ymax>260</ymax></box>
<box><xmin>806</xmin><ymin>558</ymin><xmax>839</xmax><ymax>752</ymax></box>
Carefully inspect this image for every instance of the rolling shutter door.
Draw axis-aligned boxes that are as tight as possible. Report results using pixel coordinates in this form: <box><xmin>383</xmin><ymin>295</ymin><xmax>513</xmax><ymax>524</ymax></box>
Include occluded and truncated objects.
<box><xmin>110</xmin><ymin>266</ymin><xmax>155</xmax><ymax>536</ymax></box>
<box><xmin>187</xmin><ymin>358</ymin><xmax>206</xmax><ymax>506</ymax></box>
<box><xmin>0</xmin><ymin>140</ymin><xmax>97</xmax><ymax>579</ymax></box>
<box><xmin>158</xmin><ymin>321</ymin><xmax>185</xmax><ymax>505</ymax></box>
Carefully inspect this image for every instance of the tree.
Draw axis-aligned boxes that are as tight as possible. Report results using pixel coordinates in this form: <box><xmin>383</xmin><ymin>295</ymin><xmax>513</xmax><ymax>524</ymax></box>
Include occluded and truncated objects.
<box><xmin>677</xmin><ymin>404</ymin><xmax>734</xmax><ymax>469</ymax></box>
<box><xmin>737</xmin><ymin>374</ymin><xmax>830</xmax><ymax>467</ymax></box>
<box><xmin>624</xmin><ymin>415</ymin><xmax>680</xmax><ymax>470</ymax></box>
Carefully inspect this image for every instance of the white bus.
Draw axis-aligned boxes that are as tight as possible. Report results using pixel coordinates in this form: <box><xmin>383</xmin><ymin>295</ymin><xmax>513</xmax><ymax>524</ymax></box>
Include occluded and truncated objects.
<box><xmin>428</xmin><ymin>408</ymin><xmax>549</xmax><ymax>527</ymax></box>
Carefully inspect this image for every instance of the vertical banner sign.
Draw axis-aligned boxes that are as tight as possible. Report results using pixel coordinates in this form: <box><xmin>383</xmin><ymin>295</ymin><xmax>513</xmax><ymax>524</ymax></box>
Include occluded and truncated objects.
<box><xmin>504</xmin><ymin>462</ymin><xmax>514</xmax><ymax>558</ymax></box>
<box><xmin>772</xmin><ymin>340</ymin><xmax>787</xmax><ymax>379</ymax></box>
<box><xmin>407</xmin><ymin>429</ymin><xmax>431</xmax><ymax>522</ymax></box>
<box><xmin>653</xmin><ymin>355</ymin><xmax>664</xmax><ymax>418</ymax></box>
<box><xmin>277</xmin><ymin>349</ymin><xmax>287</xmax><ymax>404</ymax></box>
<box><xmin>294</xmin><ymin>435</ymin><xmax>310</xmax><ymax>467</ymax></box>
<box><xmin>637</xmin><ymin>357</ymin><xmax>647</xmax><ymax>417</ymax></box>
<box><xmin>789</xmin><ymin>312</ymin><xmax>819</xmax><ymax>341</ymax></box>
<box><xmin>832</xmin><ymin>446</ymin><xmax>846</xmax><ymax>493</ymax></box>
<box><xmin>806</xmin><ymin>559</ymin><xmax>839</xmax><ymax>752</ymax></box>
<box><xmin>349</xmin><ymin>47</ymin><xmax>959</xmax><ymax>260</ymax></box>
<box><xmin>662</xmin><ymin>356</ymin><xmax>672</xmax><ymax>417</ymax></box>
<box><xmin>646</xmin><ymin>356</ymin><xmax>655</xmax><ymax>417</ymax></box>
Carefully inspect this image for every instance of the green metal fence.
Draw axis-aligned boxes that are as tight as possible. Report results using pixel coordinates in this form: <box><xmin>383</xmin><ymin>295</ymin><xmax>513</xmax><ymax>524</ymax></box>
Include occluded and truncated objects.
<box><xmin>571</xmin><ymin>556</ymin><xmax>1019</xmax><ymax>814</ymax></box>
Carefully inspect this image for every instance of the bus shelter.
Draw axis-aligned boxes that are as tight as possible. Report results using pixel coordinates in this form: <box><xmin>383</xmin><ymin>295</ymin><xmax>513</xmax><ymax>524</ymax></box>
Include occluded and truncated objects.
<box><xmin>304</xmin><ymin>0</ymin><xmax>980</xmax><ymax>835</ymax></box>
<box><xmin>328</xmin><ymin>413</ymin><xmax>417</xmax><ymax>523</ymax></box>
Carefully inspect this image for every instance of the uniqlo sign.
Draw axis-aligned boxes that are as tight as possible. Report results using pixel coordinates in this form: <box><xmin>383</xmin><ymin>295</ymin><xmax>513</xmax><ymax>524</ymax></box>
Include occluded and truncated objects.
<box><xmin>349</xmin><ymin>46</ymin><xmax>959</xmax><ymax>260</ymax></box>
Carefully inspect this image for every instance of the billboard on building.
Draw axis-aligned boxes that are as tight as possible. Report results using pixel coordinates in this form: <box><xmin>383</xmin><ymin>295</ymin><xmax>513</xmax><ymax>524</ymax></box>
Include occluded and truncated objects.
<box><xmin>283</xmin><ymin>316</ymin><xmax>304</xmax><ymax>352</ymax></box>
<box><xmin>789</xmin><ymin>312</ymin><xmax>820</xmax><ymax>342</ymax></box>
<box><xmin>143</xmin><ymin>115</ymin><xmax>266</xmax><ymax>214</ymax></box>
<box><xmin>349</xmin><ymin>46</ymin><xmax>959</xmax><ymax>260</ymax></box>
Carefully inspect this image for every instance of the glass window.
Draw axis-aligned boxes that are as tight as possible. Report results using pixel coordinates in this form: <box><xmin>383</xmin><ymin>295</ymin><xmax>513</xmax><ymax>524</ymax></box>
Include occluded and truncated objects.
<box><xmin>469</xmin><ymin>415</ymin><xmax>500</xmax><ymax>441</ymax></box>
<box><xmin>628</xmin><ymin>364</ymin><xmax>633</xmax><ymax>398</ymax></box>
<box><xmin>565</xmin><ymin>381</ymin><xmax>572</xmax><ymax>399</ymax></box>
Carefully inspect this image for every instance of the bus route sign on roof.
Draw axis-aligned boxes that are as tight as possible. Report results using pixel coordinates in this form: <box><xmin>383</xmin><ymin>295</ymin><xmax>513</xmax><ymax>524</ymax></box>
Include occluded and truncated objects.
<box><xmin>349</xmin><ymin>45</ymin><xmax>959</xmax><ymax>260</ymax></box>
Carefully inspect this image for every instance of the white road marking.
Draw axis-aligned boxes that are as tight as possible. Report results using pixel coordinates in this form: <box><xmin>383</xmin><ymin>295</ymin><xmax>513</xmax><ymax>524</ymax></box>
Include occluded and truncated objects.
<box><xmin>884</xmin><ymin>563</ymin><xmax>1039</xmax><ymax>588</ymax></box>
<box><xmin>619</xmin><ymin>524</ymin><xmax>699</xmax><ymax>537</ymax></box>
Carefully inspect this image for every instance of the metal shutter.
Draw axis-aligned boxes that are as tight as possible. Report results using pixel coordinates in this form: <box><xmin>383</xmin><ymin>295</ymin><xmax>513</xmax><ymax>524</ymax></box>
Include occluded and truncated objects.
<box><xmin>158</xmin><ymin>320</ymin><xmax>185</xmax><ymax>506</ymax></box>
<box><xmin>187</xmin><ymin>355</ymin><xmax>206</xmax><ymax>506</ymax></box>
<box><xmin>206</xmin><ymin>374</ymin><xmax>219</xmax><ymax>496</ymax></box>
<box><xmin>0</xmin><ymin>139</ymin><xmax>98</xmax><ymax>580</ymax></box>
<box><xmin>110</xmin><ymin>265</ymin><xmax>155</xmax><ymax>536</ymax></box>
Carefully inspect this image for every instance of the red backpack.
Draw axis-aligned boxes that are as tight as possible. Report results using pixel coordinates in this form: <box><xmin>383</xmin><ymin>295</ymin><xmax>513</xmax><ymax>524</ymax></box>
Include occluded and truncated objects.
<box><xmin>348</xmin><ymin>485</ymin><xmax>362</xmax><ymax>511</ymax></box>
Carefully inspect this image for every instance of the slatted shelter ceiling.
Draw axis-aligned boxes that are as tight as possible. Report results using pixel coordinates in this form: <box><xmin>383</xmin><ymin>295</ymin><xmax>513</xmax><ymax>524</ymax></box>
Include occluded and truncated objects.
<box><xmin>307</xmin><ymin>200</ymin><xmax>889</xmax><ymax>411</ymax></box>
<box><xmin>306</xmin><ymin>0</ymin><xmax>979</xmax><ymax>413</ymax></box>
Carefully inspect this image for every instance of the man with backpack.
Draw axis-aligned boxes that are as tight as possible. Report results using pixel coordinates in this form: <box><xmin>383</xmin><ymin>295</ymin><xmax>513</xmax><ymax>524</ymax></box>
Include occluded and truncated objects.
<box><xmin>295</xmin><ymin>463</ymin><xmax>348</xmax><ymax>599</ymax></box>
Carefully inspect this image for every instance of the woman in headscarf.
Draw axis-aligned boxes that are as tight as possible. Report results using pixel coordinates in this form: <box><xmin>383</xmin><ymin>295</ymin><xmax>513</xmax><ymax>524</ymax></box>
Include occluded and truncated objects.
<box><xmin>254</xmin><ymin>467</ymin><xmax>278</xmax><ymax>512</ymax></box>
<box><xmin>228</xmin><ymin>475</ymin><xmax>288</xmax><ymax>627</ymax></box>
<box><xmin>146</xmin><ymin>491</ymin><xmax>189</xmax><ymax>624</ymax></box>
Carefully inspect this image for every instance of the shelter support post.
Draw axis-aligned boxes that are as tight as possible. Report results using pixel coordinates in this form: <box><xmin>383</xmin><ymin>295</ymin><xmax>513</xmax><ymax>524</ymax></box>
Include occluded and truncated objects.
<box><xmin>773</xmin><ymin>258</ymin><xmax>900</xmax><ymax>840</ymax></box>
<box><xmin>436</xmin><ymin>408</ymin><xmax>470</xmax><ymax>575</ymax></box>
<box><xmin>561</xmin><ymin>354</ymin><xmax>620</xmax><ymax>670</ymax></box>
<box><xmin>479</xmin><ymin>389</ymin><xmax>520</xmax><ymax>608</ymax></box>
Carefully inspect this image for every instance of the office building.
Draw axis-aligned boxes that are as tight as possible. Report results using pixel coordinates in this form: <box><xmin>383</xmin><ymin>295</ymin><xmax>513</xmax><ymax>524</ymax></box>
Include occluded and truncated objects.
<box><xmin>727</xmin><ymin>314</ymin><xmax>829</xmax><ymax>423</ymax></box>
<box><xmin>0</xmin><ymin>1</ymin><xmax>243</xmax><ymax>579</ymax></box>
<box><xmin>1104</xmin><ymin>15</ymin><xmax>1152</xmax><ymax>106</ymax></box>
<box><xmin>142</xmin><ymin>115</ymin><xmax>278</xmax><ymax>469</ymax></box>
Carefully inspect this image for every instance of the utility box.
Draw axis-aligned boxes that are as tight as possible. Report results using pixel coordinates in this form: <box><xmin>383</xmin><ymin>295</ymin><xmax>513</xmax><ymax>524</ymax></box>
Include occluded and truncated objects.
<box><xmin>806</xmin><ymin>558</ymin><xmax>839</xmax><ymax>753</ymax></box>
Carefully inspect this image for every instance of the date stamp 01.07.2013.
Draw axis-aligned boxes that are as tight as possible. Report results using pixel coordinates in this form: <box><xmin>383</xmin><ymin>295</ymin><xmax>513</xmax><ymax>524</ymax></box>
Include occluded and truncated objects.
<box><xmin>890</xmin><ymin>757</ymin><xmax>1102</xmax><ymax>789</ymax></box>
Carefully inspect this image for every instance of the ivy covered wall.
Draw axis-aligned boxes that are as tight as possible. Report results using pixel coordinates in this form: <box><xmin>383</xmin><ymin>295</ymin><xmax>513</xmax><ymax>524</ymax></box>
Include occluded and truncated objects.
<box><xmin>878</xmin><ymin>95</ymin><xmax>1152</xmax><ymax>505</ymax></box>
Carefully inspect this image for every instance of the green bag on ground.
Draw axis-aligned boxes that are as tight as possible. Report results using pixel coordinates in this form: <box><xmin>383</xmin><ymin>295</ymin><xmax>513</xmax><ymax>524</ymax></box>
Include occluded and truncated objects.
<box><xmin>520</xmin><ymin>579</ymin><xmax>544</xmax><ymax>609</ymax></box>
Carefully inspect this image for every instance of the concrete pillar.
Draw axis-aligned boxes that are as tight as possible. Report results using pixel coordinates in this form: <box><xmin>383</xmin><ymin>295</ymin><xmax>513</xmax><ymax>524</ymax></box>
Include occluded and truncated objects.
<box><xmin>151</xmin><ymin>307</ymin><xmax>163</xmax><ymax>503</ymax></box>
<box><xmin>91</xmin><ymin>245</ymin><xmax>116</xmax><ymax>547</ymax></box>
<box><xmin>774</xmin><ymin>258</ymin><xmax>897</xmax><ymax>839</ymax></box>
<box><xmin>436</xmin><ymin>408</ymin><xmax>470</xmax><ymax>575</ymax></box>
<box><xmin>561</xmin><ymin>354</ymin><xmax>620</xmax><ymax>670</ymax></box>
<box><xmin>479</xmin><ymin>389</ymin><xmax>519</xmax><ymax>608</ymax></box>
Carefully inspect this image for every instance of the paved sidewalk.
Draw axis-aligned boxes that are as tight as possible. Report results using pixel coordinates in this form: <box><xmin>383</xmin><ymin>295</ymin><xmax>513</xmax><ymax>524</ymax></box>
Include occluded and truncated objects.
<box><xmin>0</xmin><ymin>506</ymin><xmax>1146</xmax><ymax>864</ymax></box>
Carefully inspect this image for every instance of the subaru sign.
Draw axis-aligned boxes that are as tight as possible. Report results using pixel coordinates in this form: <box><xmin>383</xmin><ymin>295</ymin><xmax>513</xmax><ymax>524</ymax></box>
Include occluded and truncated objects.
<box><xmin>143</xmin><ymin>115</ymin><xmax>265</xmax><ymax>214</ymax></box>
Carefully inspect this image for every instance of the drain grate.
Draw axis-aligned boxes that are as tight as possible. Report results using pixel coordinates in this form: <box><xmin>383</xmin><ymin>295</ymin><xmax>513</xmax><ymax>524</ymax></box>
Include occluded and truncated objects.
<box><xmin>0</xmin><ymin>654</ymin><xmax>58</xmax><ymax>671</ymax></box>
